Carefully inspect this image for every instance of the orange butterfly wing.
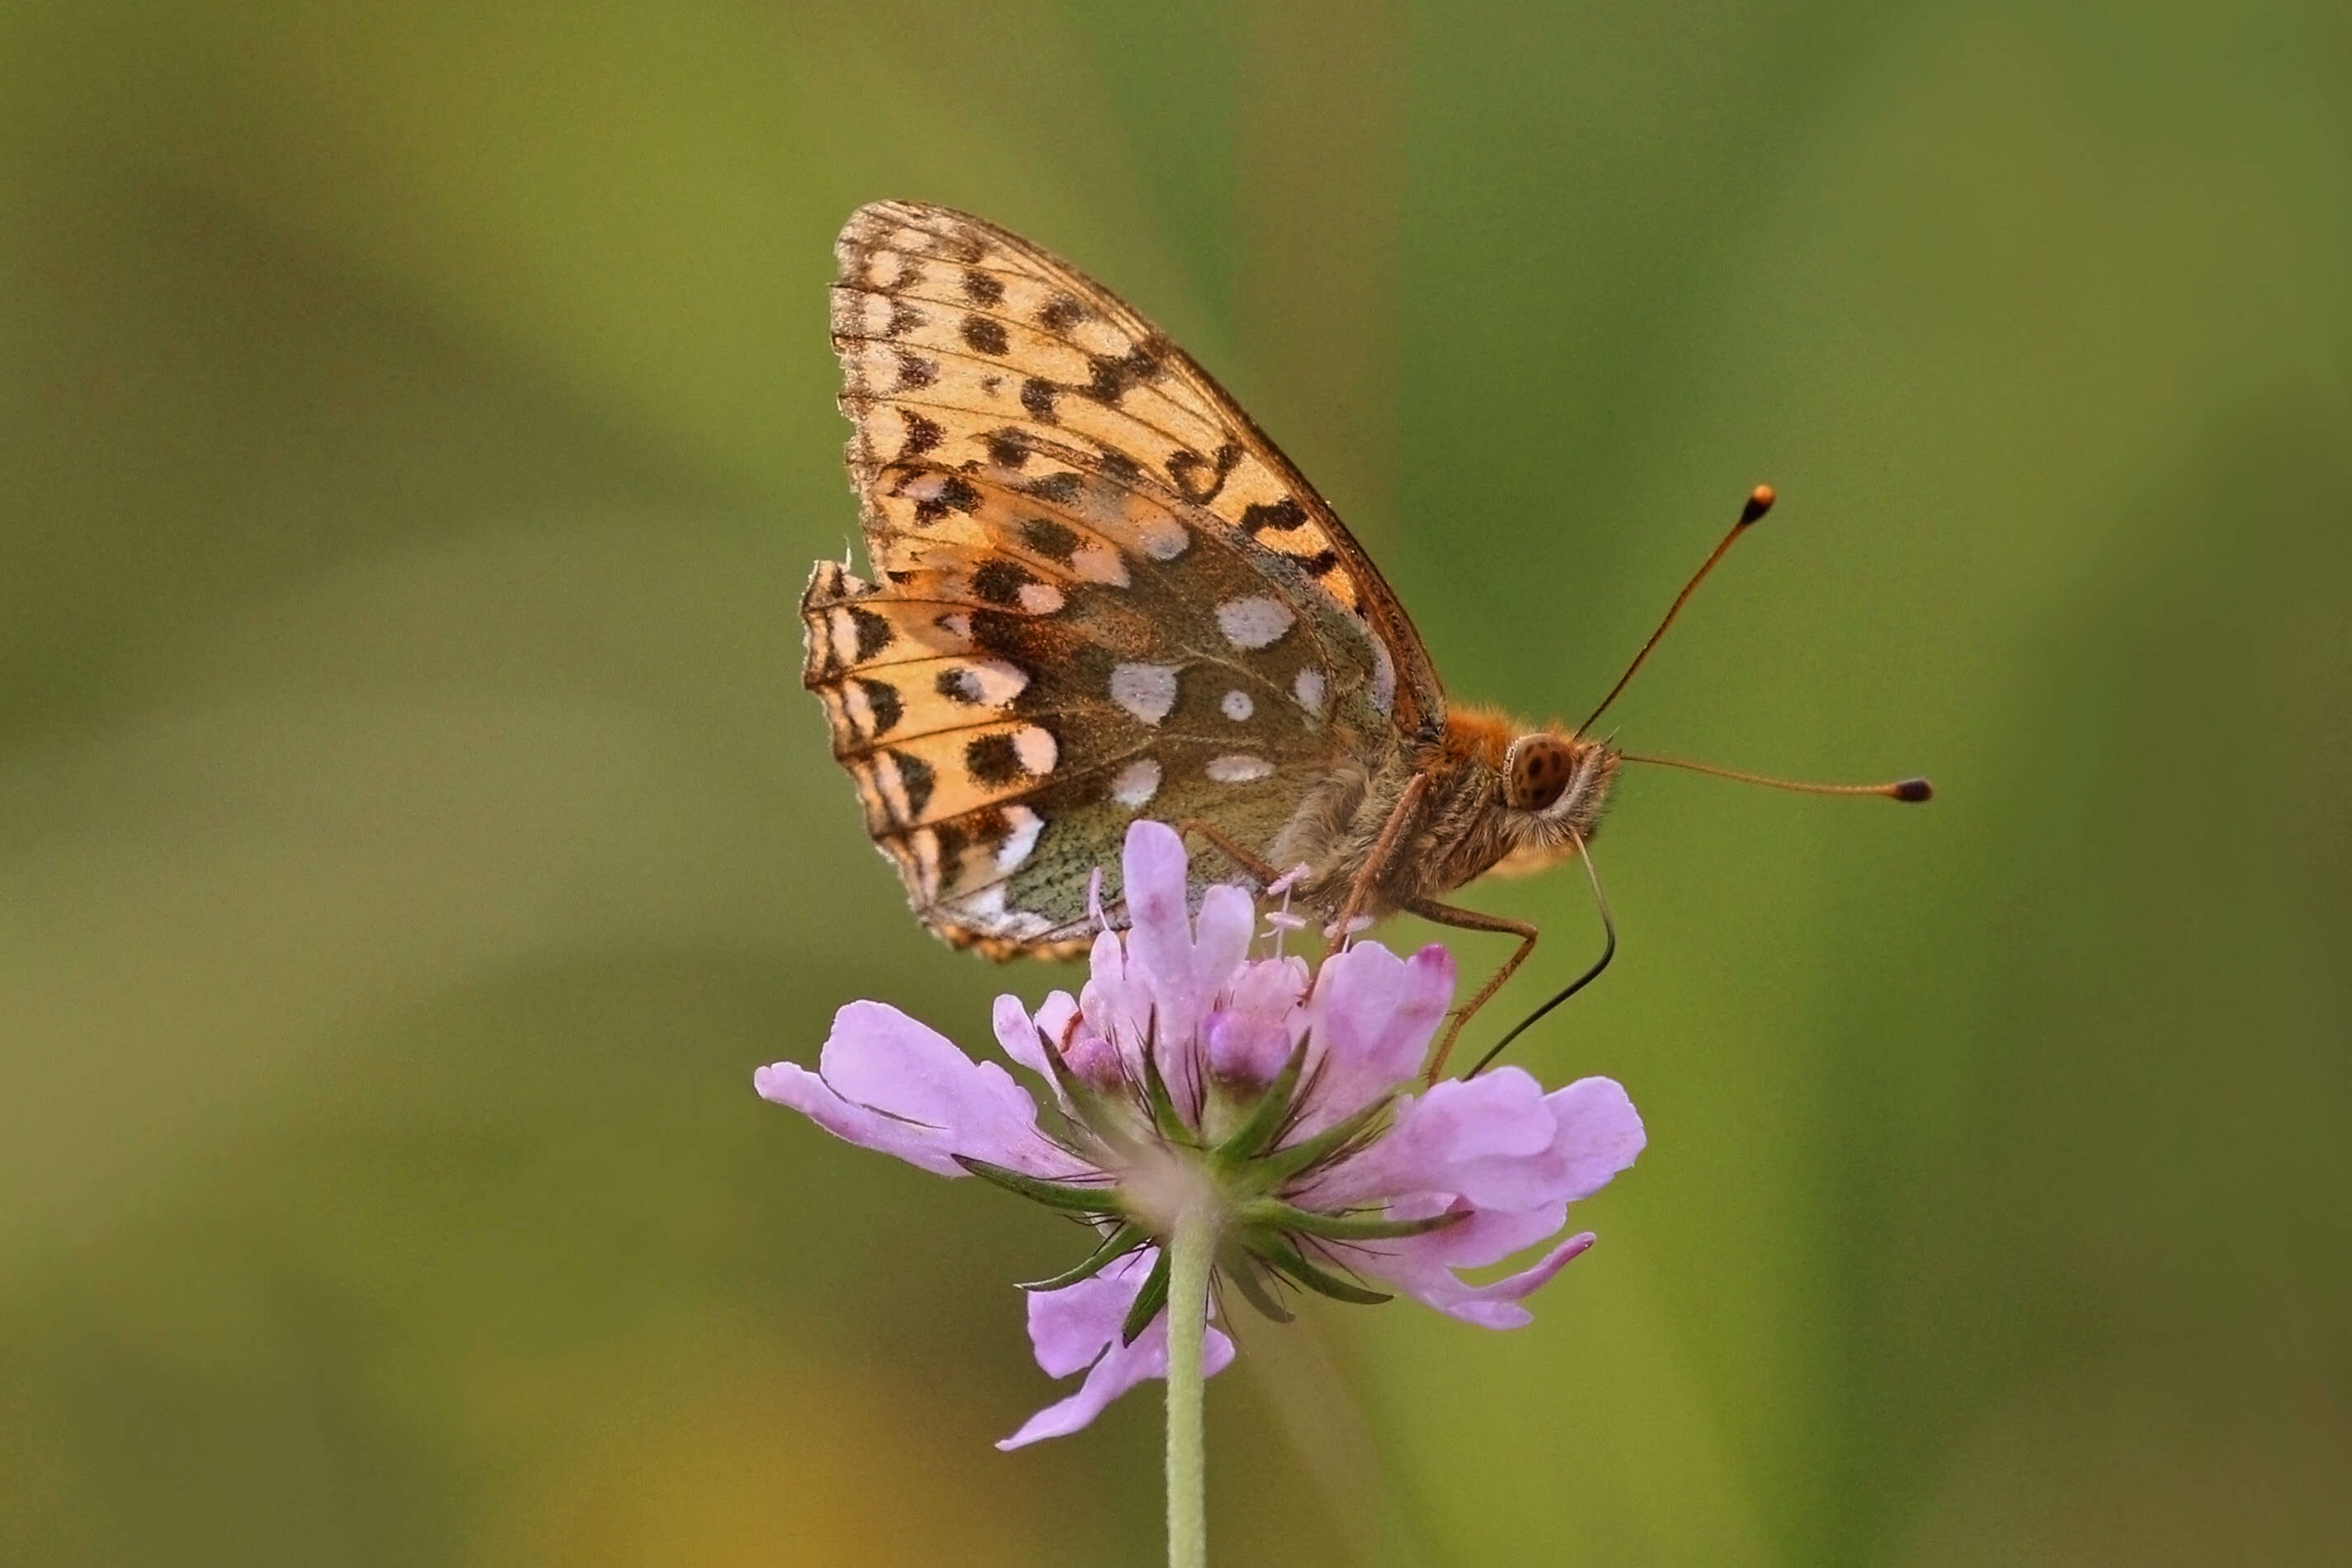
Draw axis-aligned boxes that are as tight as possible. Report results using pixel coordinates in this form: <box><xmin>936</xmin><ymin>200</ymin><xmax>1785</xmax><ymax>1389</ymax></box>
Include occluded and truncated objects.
<box><xmin>803</xmin><ymin>200</ymin><xmax>1446</xmax><ymax>953</ymax></box>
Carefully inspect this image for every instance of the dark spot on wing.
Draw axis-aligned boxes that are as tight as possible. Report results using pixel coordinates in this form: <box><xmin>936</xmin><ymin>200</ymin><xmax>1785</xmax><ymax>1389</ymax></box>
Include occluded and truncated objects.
<box><xmin>964</xmin><ymin>732</ymin><xmax>1024</xmax><ymax>786</ymax></box>
<box><xmin>969</xmin><ymin>609</ymin><xmax>1027</xmax><ymax>658</ymax></box>
<box><xmin>898</xmin><ymin>411</ymin><xmax>944</xmax><ymax>459</ymax></box>
<box><xmin>1020</xmin><ymin>377</ymin><xmax>1061</xmax><ymax>424</ymax></box>
<box><xmin>966</xmin><ymin>806</ymin><xmax>1010</xmax><ymax>851</ymax></box>
<box><xmin>1167</xmin><ymin>441</ymin><xmax>1244</xmax><ymax>505</ymax></box>
<box><xmin>889</xmin><ymin>749</ymin><xmax>936</xmax><ymax>819</ymax></box>
<box><xmin>1077</xmin><ymin>344</ymin><xmax>1165</xmax><ymax>407</ymax></box>
<box><xmin>961</xmin><ymin>314</ymin><xmax>1010</xmax><ymax>356</ymax></box>
<box><xmin>962</xmin><ymin>269</ymin><xmax>1005</xmax><ymax>306</ymax></box>
<box><xmin>909</xmin><ymin>473</ymin><xmax>983</xmax><ymax>526</ymax></box>
<box><xmin>893</xmin><ymin>351</ymin><xmax>938</xmax><ymax>392</ymax></box>
<box><xmin>970</xmin><ymin>559</ymin><xmax>1039</xmax><ymax>606</ymax></box>
<box><xmin>1020</xmin><ymin>515</ymin><xmax>1081</xmax><ymax>563</ymax></box>
<box><xmin>1239</xmin><ymin>497</ymin><xmax>1308</xmax><ymax>537</ymax></box>
<box><xmin>855</xmin><ymin>677</ymin><xmax>903</xmax><ymax>736</ymax></box>
<box><xmin>1024</xmin><ymin>471</ymin><xmax>1084</xmax><ymax>506</ymax></box>
<box><xmin>849</xmin><ymin>605</ymin><xmax>893</xmax><ymax>662</ymax></box>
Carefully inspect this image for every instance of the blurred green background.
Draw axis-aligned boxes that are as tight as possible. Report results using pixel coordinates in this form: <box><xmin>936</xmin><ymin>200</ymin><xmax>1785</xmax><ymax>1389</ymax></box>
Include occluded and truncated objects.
<box><xmin>4</xmin><ymin>1</ymin><xmax>2346</xmax><ymax>1562</ymax></box>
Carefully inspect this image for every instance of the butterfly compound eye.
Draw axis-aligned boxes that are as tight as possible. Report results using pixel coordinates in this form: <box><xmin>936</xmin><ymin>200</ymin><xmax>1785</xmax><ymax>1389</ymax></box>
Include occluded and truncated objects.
<box><xmin>1505</xmin><ymin>735</ymin><xmax>1577</xmax><ymax>812</ymax></box>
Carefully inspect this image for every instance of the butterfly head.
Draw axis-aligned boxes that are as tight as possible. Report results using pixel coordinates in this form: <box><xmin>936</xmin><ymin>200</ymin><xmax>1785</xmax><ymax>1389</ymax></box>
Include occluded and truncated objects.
<box><xmin>1499</xmin><ymin>728</ymin><xmax>1619</xmax><ymax>858</ymax></box>
<box><xmin>1430</xmin><ymin>709</ymin><xmax>1620</xmax><ymax>887</ymax></box>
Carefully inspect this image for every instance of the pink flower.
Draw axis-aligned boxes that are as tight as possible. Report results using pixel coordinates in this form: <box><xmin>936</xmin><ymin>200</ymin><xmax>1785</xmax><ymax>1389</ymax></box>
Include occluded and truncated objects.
<box><xmin>756</xmin><ymin>821</ymin><xmax>1646</xmax><ymax>1448</ymax></box>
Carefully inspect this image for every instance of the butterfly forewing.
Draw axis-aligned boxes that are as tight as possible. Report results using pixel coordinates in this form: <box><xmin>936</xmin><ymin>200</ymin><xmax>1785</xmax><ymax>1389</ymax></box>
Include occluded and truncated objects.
<box><xmin>805</xmin><ymin>200</ymin><xmax>1445</xmax><ymax>953</ymax></box>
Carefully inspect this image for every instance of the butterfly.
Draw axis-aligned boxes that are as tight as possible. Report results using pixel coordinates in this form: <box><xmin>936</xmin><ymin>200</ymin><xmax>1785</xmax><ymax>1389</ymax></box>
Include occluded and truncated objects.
<box><xmin>801</xmin><ymin>200</ymin><xmax>1927</xmax><ymax>1074</ymax></box>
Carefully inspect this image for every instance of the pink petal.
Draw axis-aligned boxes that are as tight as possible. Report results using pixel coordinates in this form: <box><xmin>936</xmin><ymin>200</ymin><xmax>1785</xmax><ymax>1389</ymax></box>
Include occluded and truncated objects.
<box><xmin>1023</xmin><ymin>1251</ymin><xmax>1157</xmax><ymax>1377</ymax></box>
<box><xmin>1118</xmin><ymin>821</ymin><xmax>1252</xmax><ymax>1111</ymax></box>
<box><xmin>1349</xmin><ymin>1208</ymin><xmax>1598</xmax><ymax>1329</ymax></box>
<box><xmin>1293</xmin><ymin>943</ymin><xmax>1454</xmax><ymax>1135</ymax></box>
<box><xmin>1227</xmin><ymin>954</ymin><xmax>1309</xmax><ymax>1019</ymax></box>
<box><xmin>997</xmin><ymin>1250</ymin><xmax>1236</xmax><ymax>1449</ymax></box>
<box><xmin>992</xmin><ymin>992</ymin><xmax>1054</xmax><ymax>1084</ymax></box>
<box><xmin>1078</xmin><ymin>927</ymin><xmax>1145</xmax><ymax>1062</ymax></box>
<box><xmin>1034</xmin><ymin>991</ymin><xmax>1081</xmax><ymax>1047</ymax></box>
<box><xmin>1371</xmin><ymin>1194</ymin><xmax>1568</xmax><ymax>1269</ymax></box>
<box><xmin>754</xmin><ymin>1001</ymin><xmax>1082</xmax><ymax>1180</ymax></box>
<box><xmin>1206</xmin><ymin>1007</ymin><xmax>1291</xmax><ymax>1085</ymax></box>
<box><xmin>1541</xmin><ymin>1077</ymin><xmax>1647</xmax><ymax>1202</ymax></box>
<box><xmin>1299</xmin><ymin>1067</ymin><xmax>1558</xmax><ymax>1210</ymax></box>
<box><xmin>1303</xmin><ymin>1071</ymin><xmax>1645</xmax><ymax>1214</ymax></box>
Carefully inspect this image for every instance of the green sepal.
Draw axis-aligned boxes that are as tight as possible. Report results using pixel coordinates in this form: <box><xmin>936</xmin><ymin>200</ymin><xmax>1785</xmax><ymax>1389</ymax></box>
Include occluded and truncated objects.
<box><xmin>1020</xmin><ymin>1222</ymin><xmax>1146</xmax><ymax>1291</ymax></box>
<box><xmin>1119</xmin><ymin>1245</ymin><xmax>1173</xmax><ymax>1344</ymax></box>
<box><xmin>1250</xmin><ymin>1095</ymin><xmax>1393</xmax><ymax>1188</ymax></box>
<box><xmin>1217</xmin><ymin>1241</ymin><xmax>1294</xmax><ymax>1323</ymax></box>
<box><xmin>1210</xmin><ymin>1031</ymin><xmax>1312</xmax><ymax>1171</ymax></box>
<box><xmin>953</xmin><ymin>1156</ymin><xmax>1120</xmax><ymax>1215</ymax></box>
<box><xmin>1251</xmin><ymin>1236</ymin><xmax>1393</xmax><ymax>1307</ymax></box>
<box><xmin>1243</xmin><ymin>1198</ymin><xmax>1471</xmax><ymax>1241</ymax></box>
<box><xmin>1137</xmin><ymin>1010</ymin><xmax>1195</xmax><ymax>1147</ymax></box>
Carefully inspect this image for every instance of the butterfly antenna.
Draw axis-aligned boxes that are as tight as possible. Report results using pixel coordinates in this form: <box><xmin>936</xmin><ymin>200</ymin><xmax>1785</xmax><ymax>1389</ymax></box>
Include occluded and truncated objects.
<box><xmin>1468</xmin><ymin>831</ymin><xmax>1614</xmax><ymax>1078</ymax></box>
<box><xmin>1577</xmin><ymin>484</ymin><xmax>1775</xmax><ymax>736</ymax></box>
<box><xmin>1622</xmin><ymin>752</ymin><xmax>1933</xmax><ymax>802</ymax></box>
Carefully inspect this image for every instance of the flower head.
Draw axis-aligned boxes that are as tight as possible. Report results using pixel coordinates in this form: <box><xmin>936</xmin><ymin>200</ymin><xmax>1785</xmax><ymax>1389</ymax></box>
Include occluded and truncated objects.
<box><xmin>757</xmin><ymin>821</ymin><xmax>1645</xmax><ymax>1448</ymax></box>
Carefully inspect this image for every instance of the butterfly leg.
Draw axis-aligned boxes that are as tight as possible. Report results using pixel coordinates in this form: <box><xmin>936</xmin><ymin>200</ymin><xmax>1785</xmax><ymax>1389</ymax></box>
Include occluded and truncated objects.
<box><xmin>1176</xmin><ymin>819</ymin><xmax>1281</xmax><ymax>887</ymax></box>
<box><xmin>1330</xmin><ymin>771</ymin><xmax>1431</xmax><ymax>941</ymax></box>
<box><xmin>1398</xmin><ymin>897</ymin><xmax>1538</xmax><ymax>1083</ymax></box>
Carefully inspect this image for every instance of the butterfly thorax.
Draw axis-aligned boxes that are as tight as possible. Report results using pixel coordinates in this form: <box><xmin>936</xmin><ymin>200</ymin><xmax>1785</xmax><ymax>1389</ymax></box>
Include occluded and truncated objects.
<box><xmin>1269</xmin><ymin>705</ymin><xmax>1619</xmax><ymax>922</ymax></box>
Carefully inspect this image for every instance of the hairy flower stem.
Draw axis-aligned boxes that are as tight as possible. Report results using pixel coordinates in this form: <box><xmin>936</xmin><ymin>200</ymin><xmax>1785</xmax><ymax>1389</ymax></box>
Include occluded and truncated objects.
<box><xmin>1165</xmin><ymin>1208</ymin><xmax>1215</xmax><ymax>1568</ymax></box>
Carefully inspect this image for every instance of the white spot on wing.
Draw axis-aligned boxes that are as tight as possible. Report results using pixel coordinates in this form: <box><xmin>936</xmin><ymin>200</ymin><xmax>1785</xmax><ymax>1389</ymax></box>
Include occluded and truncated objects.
<box><xmin>1217</xmin><ymin>596</ymin><xmax>1294</xmax><ymax>650</ymax></box>
<box><xmin>995</xmin><ymin>806</ymin><xmax>1044</xmax><ymax>872</ymax></box>
<box><xmin>870</xmin><ymin>753</ymin><xmax>912</xmax><ymax>822</ymax></box>
<box><xmin>1135</xmin><ymin>515</ymin><xmax>1190</xmax><ymax>560</ymax></box>
<box><xmin>910</xmin><ymin>826</ymin><xmax>942</xmax><ymax>899</ymax></box>
<box><xmin>842</xmin><ymin>682</ymin><xmax>876</xmax><ymax>735</ymax></box>
<box><xmin>1110</xmin><ymin>757</ymin><xmax>1162</xmax><ymax>809</ymax></box>
<box><xmin>1294</xmin><ymin>667</ymin><xmax>1327</xmax><ymax>715</ymax></box>
<box><xmin>829</xmin><ymin>608</ymin><xmax>861</xmax><ymax>666</ymax></box>
<box><xmin>950</xmin><ymin>883</ymin><xmax>1053</xmax><ymax>940</ymax></box>
<box><xmin>1221</xmin><ymin>690</ymin><xmax>1254</xmax><ymax>722</ymax></box>
<box><xmin>940</xmin><ymin>659</ymin><xmax>1030</xmax><ymax>707</ymax></box>
<box><xmin>1110</xmin><ymin>663</ymin><xmax>1181</xmax><ymax>724</ymax></box>
<box><xmin>1071</xmin><ymin>542</ymin><xmax>1129</xmax><ymax>586</ymax></box>
<box><xmin>1206</xmin><ymin>754</ymin><xmax>1275</xmax><ymax>784</ymax></box>
<box><xmin>1012</xmin><ymin>725</ymin><xmax>1058</xmax><ymax>775</ymax></box>
<box><xmin>1016</xmin><ymin>582</ymin><xmax>1065</xmax><ymax>614</ymax></box>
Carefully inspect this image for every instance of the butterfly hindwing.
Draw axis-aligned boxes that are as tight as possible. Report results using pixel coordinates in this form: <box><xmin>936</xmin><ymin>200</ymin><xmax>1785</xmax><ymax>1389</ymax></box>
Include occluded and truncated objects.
<box><xmin>807</xmin><ymin>200</ymin><xmax>1443</xmax><ymax>953</ymax></box>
